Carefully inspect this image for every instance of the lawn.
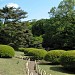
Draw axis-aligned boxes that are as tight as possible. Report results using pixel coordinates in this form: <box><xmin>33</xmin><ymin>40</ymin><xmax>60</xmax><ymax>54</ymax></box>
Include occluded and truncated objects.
<box><xmin>39</xmin><ymin>64</ymin><xmax>75</xmax><ymax>75</ymax></box>
<box><xmin>0</xmin><ymin>51</ymin><xmax>26</xmax><ymax>75</ymax></box>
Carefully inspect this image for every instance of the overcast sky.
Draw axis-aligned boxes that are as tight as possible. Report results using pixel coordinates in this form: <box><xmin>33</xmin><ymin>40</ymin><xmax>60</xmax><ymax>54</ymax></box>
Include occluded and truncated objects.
<box><xmin>0</xmin><ymin>0</ymin><xmax>63</xmax><ymax>21</ymax></box>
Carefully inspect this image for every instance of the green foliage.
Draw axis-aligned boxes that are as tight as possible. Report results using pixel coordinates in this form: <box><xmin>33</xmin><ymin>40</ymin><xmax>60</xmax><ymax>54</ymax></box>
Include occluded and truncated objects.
<box><xmin>27</xmin><ymin>48</ymin><xmax>40</xmax><ymax>56</ymax></box>
<box><xmin>28</xmin><ymin>49</ymin><xmax>47</xmax><ymax>60</ymax></box>
<box><xmin>0</xmin><ymin>6</ymin><xmax>27</xmax><ymax>24</ymax></box>
<box><xmin>43</xmin><ymin>18</ymin><xmax>75</xmax><ymax>50</ymax></box>
<box><xmin>18</xmin><ymin>48</ymin><xmax>26</xmax><ymax>52</ymax></box>
<box><xmin>32</xmin><ymin>19</ymin><xmax>46</xmax><ymax>36</ymax></box>
<box><xmin>44</xmin><ymin>50</ymin><xmax>65</xmax><ymax>64</ymax></box>
<box><xmin>0</xmin><ymin>22</ymin><xmax>33</xmax><ymax>49</ymax></box>
<box><xmin>60</xmin><ymin>50</ymin><xmax>75</xmax><ymax>69</ymax></box>
<box><xmin>23</xmin><ymin>48</ymin><xmax>47</xmax><ymax>60</ymax></box>
<box><xmin>48</xmin><ymin>0</ymin><xmax>75</xmax><ymax>18</ymax></box>
<box><xmin>0</xmin><ymin>45</ymin><xmax>15</xmax><ymax>58</ymax></box>
<box><xmin>0</xmin><ymin>0</ymin><xmax>75</xmax><ymax>50</ymax></box>
<box><xmin>43</xmin><ymin>0</ymin><xmax>75</xmax><ymax>50</ymax></box>
<box><xmin>20</xmin><ymin>48</ymin><xmax>36</xmax><ymax>55</ymax></box>
<box><xmin>32</xmin><ymin>36</ymin><xmax>43</xmax><ymax>48</ymax></box>
<box><xmin>0</xmin><ymin>6</ymin><xmax>34</xmax><ymax>49</ymax></box>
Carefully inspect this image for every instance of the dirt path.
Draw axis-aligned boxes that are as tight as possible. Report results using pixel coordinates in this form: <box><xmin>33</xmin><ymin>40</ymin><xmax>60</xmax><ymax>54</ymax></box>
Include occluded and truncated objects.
<box><xmin>28</xmin><ymin>61</ymin><xmax>38</xmax><ymax>75</ymax></box>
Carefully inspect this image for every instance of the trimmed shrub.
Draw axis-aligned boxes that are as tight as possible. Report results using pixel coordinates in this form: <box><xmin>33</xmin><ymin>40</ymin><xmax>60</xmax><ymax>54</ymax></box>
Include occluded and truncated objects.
<box><xmin>60</xmin><ymin>50</ymin><xmax>75</xmax><ymax>69</ymax></box>
<box><xmin>20</xmin><ymin>48</ymin><xmax>37</xmax><ymax>55</ymax></box>
<box><xmin>44</xmin><ymin>50</ymin><xmax>65</xmax><ymax>64</ymax></box>
<box><xmin>28</xmin><ymin>49</ymin><xmax>47</xmax><ymax>60</ymax></box>
<box><xmin>22</xmin><ymin>48</ymin><xmax>36</xmax><ymax>56</ymax></box>
<box><xmin>0</xmin><ymin>45</ymin><xmax>15</xmax><ymax>58</ymax></box>
<box><xmin>21</xmin><ymin>48</ymin><xmax>47</xmax><ymax>60</ymax></box>
<box><xmin>18</xmin><ymin>48</ymin><xmax>27</xmax><ymax>52</ymax></box>
<box><xmin>27</xmin><ymin>48</ymin><xmax>39</xmax><ymax>56</ymax></box>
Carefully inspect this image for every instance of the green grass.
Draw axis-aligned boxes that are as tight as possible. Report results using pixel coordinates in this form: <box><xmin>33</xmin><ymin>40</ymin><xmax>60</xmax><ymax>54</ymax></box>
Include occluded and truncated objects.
<box><xmin>39</xmin><ymin>64</ymin><xmax>75</xmax><ymax>75</ymax></box>
<box><xmin>15</xmin><ymin>51</ymin><xmax>24</xmax><ymax>57</ymax></box>
<box><xmin>0</xmin><ymin>51</ymin><xmax>26</xmax><ymax>75</ymax></box>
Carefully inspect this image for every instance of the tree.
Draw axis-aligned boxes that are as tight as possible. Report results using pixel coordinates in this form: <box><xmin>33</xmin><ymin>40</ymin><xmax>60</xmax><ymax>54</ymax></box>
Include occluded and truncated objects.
<box><xmin>32</xmin><ymin>19</ymin><xmax>46</xmax><ymax>36</ymax></box>
<box><xmin>48</xmin><ymin>7</ymin><xmax>56</xmax><ymax>17</ymax></box>
<box><xmin>32</xmin><ymin>36</ymin><xmax>43</xmax><ymax>48</ymax></box>
<box><xmin>0</xmin><ymin>6</ymin><xmax>27</xmax><ymax>24</ymax></box>
<box><xmin>48</xmin><ymin>0</ymin><xmax>75</xmax><ymax>18</ymax></box>
<box><xmin>0</xmin><ymin>6</ymin><xmax>34</xmax><ymax>49</ymax></box>
<box><xmin>0</xmin><ymin>22</ymin><xmax>33</xmax><ymax>49</ymax></box>
<box><xmin>43</xmin><ymin>0</ymin><xmax>75</xmax><ymax>50</ymax></box>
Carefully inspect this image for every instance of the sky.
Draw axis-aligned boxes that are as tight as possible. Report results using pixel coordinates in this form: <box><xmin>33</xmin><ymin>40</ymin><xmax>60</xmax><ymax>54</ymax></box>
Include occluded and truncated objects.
<box><xmin>0</xmin><ymin>0</ymin><xmax>63</xmax><ymax>21</ymax></box>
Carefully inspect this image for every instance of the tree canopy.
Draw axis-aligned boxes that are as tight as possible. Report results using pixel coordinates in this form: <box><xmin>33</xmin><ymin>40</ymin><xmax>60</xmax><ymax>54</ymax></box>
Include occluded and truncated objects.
<box><xmin>0</xmin><ymin>0</ymin><xmax>75</xmax><ymax>50</ymax></box>
<box><xmin>43</xmin><ymin>0</ymin><xmax>75</xmax><ymax>50</ymax></box>
<box><xmin>0</xmin><ymin>6</ymin><xmax>33</xmax><ymax>49</ymax></box>
<box><xmin>0</xmin><ymin>6</ymin><xmax>27</xmax><ymax>24</ymax></box>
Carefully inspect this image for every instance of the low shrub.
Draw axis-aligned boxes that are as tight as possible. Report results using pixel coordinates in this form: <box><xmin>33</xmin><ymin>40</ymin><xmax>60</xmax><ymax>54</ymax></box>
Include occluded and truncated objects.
<box><xmin>20</xmin><ymin>48</ymin><xmax>37</xmax><ymax>55</ymax></box>
<box><xmin>44</xmin><ymin>50</ymin><xmax>65</xmax><ymax>64</ymax></box>
<box><xmin>0</xmin><ymin>45</ymin><xmax>15</xmax><ymax>58</ymax></box>
<box><xmin>20</xmin><ymin>48</ymin><xmax>47</xmax><ymax>60</ymax></box>
<box><xmin>27</xmin><ymin>48</ymin><xmax>39</xmax><ymax>56</ymax></box>
<box><xmin>60</xmin><ymin>50</ymin><xmax>75</xmax><ymax>69</ymax></box>
<box><xmin>24</xmin><ymin>48</ymin><xmax>37</xmax><ymax>55</ymax></box>
<box><xmin>28</xmin><ymin>49</ymin><xmax>47</xmax><ymax>60</ymax></box>
<box><xmin>18</xmin><ymin>48</ymin><xmax>26</xmax><ymax>52</ymax></box>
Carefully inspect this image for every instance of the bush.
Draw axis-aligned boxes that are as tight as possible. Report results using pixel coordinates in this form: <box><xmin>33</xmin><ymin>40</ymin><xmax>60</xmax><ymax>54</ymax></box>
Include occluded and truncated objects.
<box><xmin>26</xmin><ymin>48</ymin><xmax>39</xmax><ymax>56</ymax></box>
<box><xmin>22</xmin><ymin>48</ymin><xmax>47</xmax><ymax>60</ymax></box>
<box><xmin>0</xmin><ymin>45</ymin><xmax>15</xmax><ymax>58</ymax></box>
<box><xmin>20</xmin><ymin>48</ymin><xmax>37</xmax><ymax>55</ymax></box>
<box><xmin>60</xmin><ymin>50</ymin><xmax>75</xmax><ymax>69</ymax></box>
<box><xmin>22</xmin><ymin>48</ymin><xmax>36</xmax><ymax>56</ymax></box>
<box><xmin>44</xmin><ymin>50</ymin><xmax>65</xmax><ymax>64</ymax></box>
<box><xmin>18</xmin><ymin>48</ymin><xmax>26</xmax><ymax>52</ymax></box>
<box><xmin>28</xmin><ymin>49</ymin><xmax>47</xmax><ymax>60</ymax></box>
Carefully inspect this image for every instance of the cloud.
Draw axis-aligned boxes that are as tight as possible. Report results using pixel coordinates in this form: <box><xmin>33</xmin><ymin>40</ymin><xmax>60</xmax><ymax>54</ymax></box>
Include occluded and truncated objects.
<box><xmin>6</xmin><ymin>3</ymin><xmax>19</xmax><ymax>8</ymax></box>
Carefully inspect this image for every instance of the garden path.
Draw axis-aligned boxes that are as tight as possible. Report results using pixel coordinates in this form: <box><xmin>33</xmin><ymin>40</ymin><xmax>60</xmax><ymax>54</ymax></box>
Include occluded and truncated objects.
<box><xmin>28</xmin><ymin>61</ymin><xmax>38</xmax><ymax>75</ymax></box>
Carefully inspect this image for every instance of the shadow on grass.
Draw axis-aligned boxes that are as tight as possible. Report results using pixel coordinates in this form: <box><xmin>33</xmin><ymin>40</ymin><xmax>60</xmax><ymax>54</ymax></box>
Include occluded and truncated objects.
<box><xmin>38</xmin><ymin>62</ymin><xmax>59</xmax><ymax>65</ymax></box>
<box><xmin>39</xmin><ymin>62</ymin><xmax>75</xmax><ymax>74</ymax></box>
<box><xmin>50</xmin><ymin>66</ymin><xmax>75</xmax><ymax>74</ymax></box>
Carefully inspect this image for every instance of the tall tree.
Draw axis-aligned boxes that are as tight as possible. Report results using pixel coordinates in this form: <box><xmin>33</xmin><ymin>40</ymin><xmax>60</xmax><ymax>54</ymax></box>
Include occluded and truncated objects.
<box><xmin>43</xmin><ymin>0</ymin><xmax>75</xmax><ymax>50</ymax></box>
<box><xmin>0</xmin><ymin>22</ymin><xmax>33</xmax><ymax>49</ymax></box>
<box><xmin>0</xmin><ymin>6</ymin><xmax>34</xmax><ymax>49</ymax></box>
<box><xmin>49</xmin><ymin>0</ymin><xmax>75</xmax><ymax>18</ymax></box>
<box><xmin>0</xmin><ymin>6</ymin><xmax>27</xmax><ymax>24</ymax></box>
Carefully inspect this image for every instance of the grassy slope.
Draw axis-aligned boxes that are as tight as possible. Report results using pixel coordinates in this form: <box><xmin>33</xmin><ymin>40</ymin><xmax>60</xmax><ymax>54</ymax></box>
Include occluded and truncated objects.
<box><xmin>39</xmin><ymin>64</ymin><xmax>75</xmax><ymax>75</ymax></box>
<box><xmin>0</xmin><ymin>51</ymin><xmax>26</xmax><ymax>75</ymax></box>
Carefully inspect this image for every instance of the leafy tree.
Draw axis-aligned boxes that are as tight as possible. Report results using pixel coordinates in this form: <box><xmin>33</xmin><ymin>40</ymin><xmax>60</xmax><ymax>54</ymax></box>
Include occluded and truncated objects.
<box><xmin>49</xmin><ymin>0</ymin><xmax>75</xmax><ymax>18</ymax></box>
<box><xmin>32</xmin><ymin>36</ymin><xmax>43</xmax><ymax>48</ymax></box>
<box><xmin>0</xmin><ymin>22</ymin><xmax>33</xmax><ymax>49</ymax></box>
<box><xmin>32</xmin><ymin>19</ymin><xmax>46</xmax><ymax>36</ymax></box>
<box><xmin>43</xmin><ymin>0</ymin><xmax>75</xmax><ymax>50</ymax></box>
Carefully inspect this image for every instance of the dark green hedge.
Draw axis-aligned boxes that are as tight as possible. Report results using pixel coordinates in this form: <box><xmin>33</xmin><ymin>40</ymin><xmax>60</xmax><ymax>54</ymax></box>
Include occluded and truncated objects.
<box><xmin>0</xmin><ymin>45</ymin><xmax>15</xmax><ymax>58</ymax></box>
<box><xmin>44</xmin><ymin>50</ymin><xmax>65</xmax><ymax>64</ymax></box>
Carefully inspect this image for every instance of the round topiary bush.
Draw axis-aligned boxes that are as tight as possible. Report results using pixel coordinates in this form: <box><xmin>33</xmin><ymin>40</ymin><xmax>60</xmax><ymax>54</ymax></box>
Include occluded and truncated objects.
<box><xmin>23</xmin><ymin>48</ymin><xmax>37</xmax><ymax>55</ymax></box>
<box><xmin>28</xmin><ymin>49</ymin><xmax>47</xmax><ymax>60</ymax></box>
<box><xmin>60</xmin><ymin>50</ymin><xmax>75</xmax><ymax>69</ymax></box>
<box><xmin>0</xmin><ymin>45</ymin><xmax>15</xmax><ymax>58</ymax></box>
<box><xmin>44</xmin><ymin>50</ymin><xmax>65</xmax><ymax>64</ymax></box>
